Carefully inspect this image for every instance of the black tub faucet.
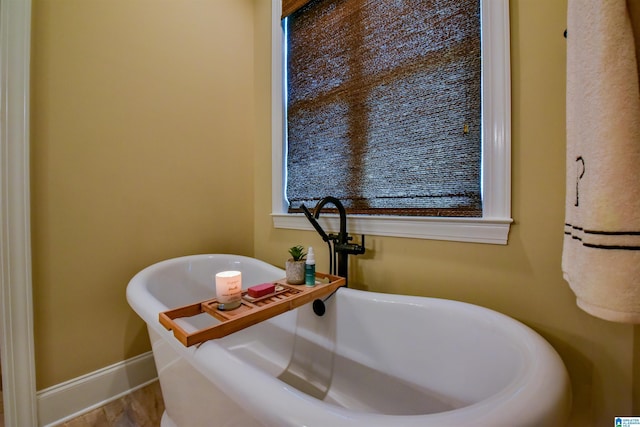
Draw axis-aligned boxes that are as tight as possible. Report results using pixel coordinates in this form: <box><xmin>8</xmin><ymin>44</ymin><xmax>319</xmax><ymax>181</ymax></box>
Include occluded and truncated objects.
<box><xmin>301</xmin><ymin>196</ymin><xmax>365</xmax><ymax>285</ymax></box>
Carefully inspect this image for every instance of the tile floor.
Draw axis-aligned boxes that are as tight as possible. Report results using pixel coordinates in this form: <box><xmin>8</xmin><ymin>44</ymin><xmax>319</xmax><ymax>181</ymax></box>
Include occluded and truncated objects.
<box><xmin>0</xmin><ymin>380</ymin><xmax>164</xmax><ymax>427</ymax></box>
<box><xmin>60</xmin><ymin>381</ymin><xmax>164</xmax><ymax>427</ymax></box>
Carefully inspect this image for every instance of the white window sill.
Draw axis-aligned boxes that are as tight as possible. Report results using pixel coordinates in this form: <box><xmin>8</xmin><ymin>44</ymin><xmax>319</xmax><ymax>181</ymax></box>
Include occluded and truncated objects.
<box><xmin>272</xmin><ymin>214</ymin><xmax>512</xmax><ymax>245</ymax></box>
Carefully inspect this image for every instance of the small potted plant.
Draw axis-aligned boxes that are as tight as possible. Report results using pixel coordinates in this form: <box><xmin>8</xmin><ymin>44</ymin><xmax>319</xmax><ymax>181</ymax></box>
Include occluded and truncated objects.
<box><xmin>286</xmin><ymin>245</ymin><xmax>306</xmax><ymax>285</ymax></box>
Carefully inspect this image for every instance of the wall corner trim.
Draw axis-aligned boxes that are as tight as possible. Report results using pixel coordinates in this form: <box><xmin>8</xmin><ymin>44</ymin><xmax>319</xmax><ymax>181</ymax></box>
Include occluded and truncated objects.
<box><xmin>36</xmin><ymin>352</ymin><xmax>158</xmax><ymax>427</ymax></box>
<box><xmin>0</xmin><ymin>0</ymin><xmax>38</xmax><ymax>425</ymax></box>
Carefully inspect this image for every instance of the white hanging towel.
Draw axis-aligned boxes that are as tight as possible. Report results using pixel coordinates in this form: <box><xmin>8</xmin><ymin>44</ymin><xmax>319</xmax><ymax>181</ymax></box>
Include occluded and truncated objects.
<box><xmin>563</xmin><ymin>0</ymin><xmax>640</xmax><ymax>322</ymax></box>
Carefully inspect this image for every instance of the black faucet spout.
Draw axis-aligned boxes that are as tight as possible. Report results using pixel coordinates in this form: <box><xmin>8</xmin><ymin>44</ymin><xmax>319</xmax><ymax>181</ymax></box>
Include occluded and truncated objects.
<box><xmin>312</xmin><ymin>196</ymin><xmax>347</xmax><ymax>243</ymax></box>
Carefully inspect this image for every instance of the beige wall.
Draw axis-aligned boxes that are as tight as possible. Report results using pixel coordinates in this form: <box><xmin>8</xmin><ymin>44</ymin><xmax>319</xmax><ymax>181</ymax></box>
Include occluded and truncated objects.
<box><xmin>30</xmin><ymin>0</ymin><xmax>255</xmax><ymax>388</ymax></box>
<box><xmin>29</xmin><ymin>0</ymin><xmax>640</xmax><ymax>424</ymax></box>
<box><xmin>253</xmin><ymin>0</ymin><xmax>638</xmax><ymax>425</ymax></box>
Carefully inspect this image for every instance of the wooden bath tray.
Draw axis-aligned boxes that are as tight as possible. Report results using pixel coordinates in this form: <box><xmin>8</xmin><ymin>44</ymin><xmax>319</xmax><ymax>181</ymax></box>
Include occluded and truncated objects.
<box><xmin>159</xmin><ymin>272</ymin><xmax>345</xmax><ymax>347</ymax></box>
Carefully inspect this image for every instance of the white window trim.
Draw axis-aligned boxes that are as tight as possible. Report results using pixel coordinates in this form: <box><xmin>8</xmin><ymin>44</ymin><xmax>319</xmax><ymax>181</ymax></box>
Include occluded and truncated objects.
<box><xmin>271</xmin><ymin>0</ymin><xmax>512</xmax><ymax>244</ymax></box>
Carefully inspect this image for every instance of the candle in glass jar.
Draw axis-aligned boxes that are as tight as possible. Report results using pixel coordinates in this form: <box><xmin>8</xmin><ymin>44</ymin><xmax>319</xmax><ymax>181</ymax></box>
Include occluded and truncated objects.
<box><xmin>216</xmin><ymin>270</ymin><xmax>242</xmax><ymax>310</ymax></box>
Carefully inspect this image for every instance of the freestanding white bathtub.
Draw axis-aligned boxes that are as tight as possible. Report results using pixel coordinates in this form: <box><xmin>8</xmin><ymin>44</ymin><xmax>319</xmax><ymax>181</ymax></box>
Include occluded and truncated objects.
<box><xmin>127</xmin><ymin>254</ymin><xmax>572</xmax><ymax>427</ymax></box>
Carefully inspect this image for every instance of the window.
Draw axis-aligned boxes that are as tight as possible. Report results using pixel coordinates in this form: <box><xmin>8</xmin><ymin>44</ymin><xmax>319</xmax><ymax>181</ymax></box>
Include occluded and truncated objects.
<box><xmin>271</xmin><ymin>0</ymin><xmax>512</xmax><ymax>244</ymax></box>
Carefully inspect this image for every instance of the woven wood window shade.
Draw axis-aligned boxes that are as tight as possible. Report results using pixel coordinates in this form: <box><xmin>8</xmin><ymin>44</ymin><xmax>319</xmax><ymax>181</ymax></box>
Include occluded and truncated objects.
<box><xmin>285</xmin><ymin>0</ymin><xmax>482</xmax><ymax>216</ymax></box>
<box><xmin>282</xmin><ymin>0</ymin><xmax>311</xmax><ymax>19</ymax></box>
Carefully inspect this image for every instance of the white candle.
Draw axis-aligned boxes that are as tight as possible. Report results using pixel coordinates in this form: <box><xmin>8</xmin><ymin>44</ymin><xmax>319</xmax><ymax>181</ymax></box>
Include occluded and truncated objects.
<box><xmin>216</xmin><ymin>270</ymin><xmax>242</xmax><ymax>310</ymax></box>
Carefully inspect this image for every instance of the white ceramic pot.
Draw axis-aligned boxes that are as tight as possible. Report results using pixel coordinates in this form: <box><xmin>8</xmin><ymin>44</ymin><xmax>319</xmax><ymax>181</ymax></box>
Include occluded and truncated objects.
<box><xmin>285</xmin><ymin>259</ymin><xmax>305</xmax><ymax>285</ymax></box>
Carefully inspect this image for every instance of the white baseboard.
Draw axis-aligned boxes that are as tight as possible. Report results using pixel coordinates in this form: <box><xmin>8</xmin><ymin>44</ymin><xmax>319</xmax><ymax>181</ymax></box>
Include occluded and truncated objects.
<box><xmin>36</xmin><ymin>352</ymin><xmax>158</xmax><ymax>427</ymax></box>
